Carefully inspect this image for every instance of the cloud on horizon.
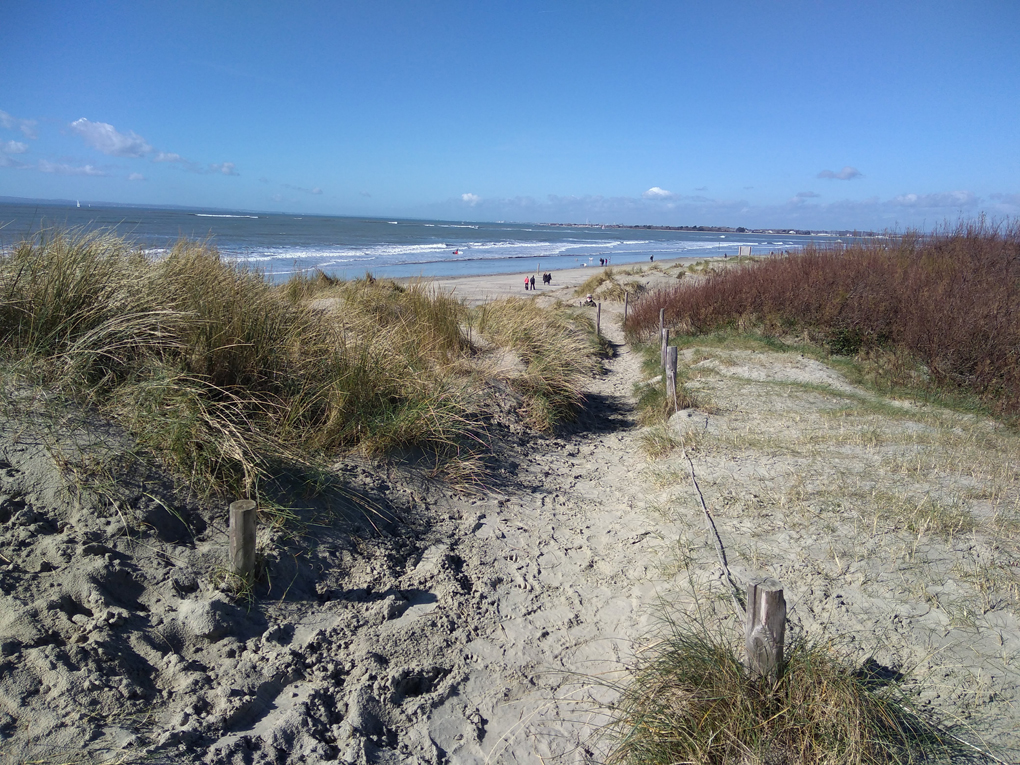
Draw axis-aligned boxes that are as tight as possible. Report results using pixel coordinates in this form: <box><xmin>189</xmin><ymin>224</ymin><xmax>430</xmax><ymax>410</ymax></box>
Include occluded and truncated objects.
<box><xmin>0</xmin><ymin>154</ymin><xmax>28</xmax><ymax>169</ymax></box>
<box><xmin>64</xmin><ymin>119</ymin><xmax>238</xmax><ymax>177</ymax></box>
<box><xmin>70</xmin><ymin>118</ymin><xmax>152</xmax><ymax>158</ymax></box>
<box><xmin>818</xmin><ymin>166</ymin><xmax>862</xmax><ymax>180</ymax></box>
<box><xmin>0</xmin><ymin>109</ymin><xmax>39</xmax><ymax>139</ymax></box>
<box><xmin>283</xmin><ymin>183</ymin><xmax>322</xmax><ymax>195</ymax></box>
<box><xmin>154</xmin><ymin>151</ymin><xmax>185</xmax><ymax>163</ymax></box>
<box><xmin>419</xmin><ymin>185</ymin><xmax>998</xmax><ymax>232</ymax></box>
<box><xmin>38</xmin><ymin>159</ymin><xmax>106</xmax><ymax>176</ymax></box>
<box><xmin>891</xmin><ymin>190</ymin><xmax>977</xmax><ymax>208</ymax></box>
<box><xmin>642</xmin><ymin>186</ymin><xmax>673</xmax><ymax>199</ymax></box>
<box><xmin>461</xmin><ymin>193</ymin><xmax>481</xmax><ymax>205</ymax></box>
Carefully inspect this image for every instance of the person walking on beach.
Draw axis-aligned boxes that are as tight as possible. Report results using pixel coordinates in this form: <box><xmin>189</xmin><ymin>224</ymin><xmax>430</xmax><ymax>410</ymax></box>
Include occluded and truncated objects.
<box><xmin>524</xmin><ymin>276</ymin><xmax>529</xmax><ymax>291</ymax></box>
<box><xmin>530</xmin><ymin>275</ymin><xmax>536</xmax><ymax>290</ymax></box>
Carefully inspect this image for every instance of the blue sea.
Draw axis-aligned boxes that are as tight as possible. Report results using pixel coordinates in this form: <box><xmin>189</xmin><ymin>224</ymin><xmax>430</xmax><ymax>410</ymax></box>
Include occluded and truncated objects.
<box><xmin>0</xmin><ymin>201</ymin><xmax>831</xmax><ymax>282</ymax></box>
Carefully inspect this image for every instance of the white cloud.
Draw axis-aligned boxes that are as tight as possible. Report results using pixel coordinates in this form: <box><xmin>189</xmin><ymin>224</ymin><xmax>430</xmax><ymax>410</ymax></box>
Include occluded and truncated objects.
<box><xmin>990</xmin><ymin>192</ymin><xmax>1020</xmax><ymax>206</ymax></box>
<box><xmin>2</xmin><ymin>140</ymin><xmax>28</xmax><ymax>154</ymax></box>
<box><xmin>283</xmin><ymin>183</ymin><xmax>323</xmax><ymax>195</ymax></box>
<box><xmin>70</xmin><ymin>118</ymin><xmax>152</xmax><ymax>157</ymax></box>
<box><xmin>891</xmin><ymin>190</ymin><xmax>977</xmax><ymax>208</ymax></box>
<box><xmin>794</xmin><ymin>191</ymin><xmax>820</xmax><ymax>199</ymax></box>
<box><xmin>461</xmin><ymin>193</ymin><xmax>481</xmax><ymax>205</ymax></box>
<box><xmin>128</xmin><ymin>172</ymin><xmax>146</xmax><ymax>181</ymax></box>
<box><xmin>818</xmin><ymin>166</ymin><xmax>862</xmax><ymax>180</ymax></box>
<box><xmin>154</xmin><ymin>151</ymin><xmax>185</xmax><ymax>163</ymax></box>
<box><xmin>0</xmin><ymin>109</ymin><xmax>39</xmax><ymax>139</ymax></box>
<box><xmin>0</xmin><ymin>154</ymin><xmax>29</xmax><ymax>169</ymax></box>
<box><xmin>38</xmin><ymin>159</ymin><xmax>106</xmax><ymax>176</ymax></box>
<box><xmin>211</xmin><ymin>162</ymin><xmax>239</xmax><ymax>176</ymax></box>
<box><xmin>642</xmin><ymin>186</ymin><xmax>673</xmax><ymax>199</ymax></box>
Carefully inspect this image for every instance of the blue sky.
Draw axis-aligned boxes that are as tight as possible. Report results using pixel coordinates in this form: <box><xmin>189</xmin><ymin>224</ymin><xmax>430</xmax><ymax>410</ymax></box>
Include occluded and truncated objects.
<box><xmin>2</xmin><ymin>0</ymin><xmax>1017</xmax><ymax>230</ymax></box>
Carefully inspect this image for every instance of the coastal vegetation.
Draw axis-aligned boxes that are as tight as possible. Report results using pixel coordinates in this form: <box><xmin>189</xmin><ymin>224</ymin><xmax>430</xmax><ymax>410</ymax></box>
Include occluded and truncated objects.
<box><xmin>573</xmin><ymin>267</ymin><xmax>649</xmax><ymax>303</ymax></box>
<box><xmin>625</xmin><ymin>221</ymin><xmax>1020</xmax><ymax>420</ymax></box>
<box><xmin>605</xmin><ymin>614</ymin><xmax>964</xmax><ymax>765</ymax></box>
<box><xmin>0</xmin><ymin>229</ymin><xmax>605</xmax><ymax>497</ymax></box>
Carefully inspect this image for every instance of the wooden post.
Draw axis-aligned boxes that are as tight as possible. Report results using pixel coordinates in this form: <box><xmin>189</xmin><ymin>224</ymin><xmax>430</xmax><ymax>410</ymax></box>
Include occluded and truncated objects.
<box><xmin>666</xmin><ymin>345</ymin><xmax>678</xmax><ymax>412</ymax></box>
<box><xmin>659</xmin><ymin>307</ymin><xmax>665</xmax><ymax>338</ymax></box>
<box><xmin>596</xmin><ymin>302</ymin><xmax>601</xmax><ymax>336</ymax></box>
<box><xmin>745</xmin><ymin>578</ymin><xmax>786</xmax><ymax>680</ymax></box>
<box><xmin>229</xmin><ymin>500</ymin><xmax>257</xmax><ymax>581</ymax></box>
<box><xmin>623</xmin><ymin>291</ymin><xmax>629</xmax><ymax>324</ymax></box>
<box><xmin>660</xmin><ymin>327</ymin><xmax>669</xmax><ymax>370</ymax></box>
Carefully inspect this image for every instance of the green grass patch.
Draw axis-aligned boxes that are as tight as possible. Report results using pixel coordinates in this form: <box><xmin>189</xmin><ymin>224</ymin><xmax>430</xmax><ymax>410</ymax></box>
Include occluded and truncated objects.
<box><xmin>605</xmin><ymin>617</ymin><xmax>974</xmax><ymax>765</ymax></box>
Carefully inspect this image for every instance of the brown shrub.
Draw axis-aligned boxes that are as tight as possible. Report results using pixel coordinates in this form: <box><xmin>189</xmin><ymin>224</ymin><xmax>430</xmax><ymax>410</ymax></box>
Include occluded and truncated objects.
<box><xmin>626</xmin><ymin>221</ymin><xmax>1020</xmax><ymax>416</ymax></box>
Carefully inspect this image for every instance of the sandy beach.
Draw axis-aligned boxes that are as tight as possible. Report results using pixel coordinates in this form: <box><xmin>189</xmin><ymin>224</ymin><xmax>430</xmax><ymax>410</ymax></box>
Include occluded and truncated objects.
<box><xmin>408</xmin><ymin>256</ymin><xmax>697</xmax><ymax>306</ymax></box>
<box><xmin>2</xmin><ymin>262</ymin><xmax>1019</xmax><ymax>763</ymax></box>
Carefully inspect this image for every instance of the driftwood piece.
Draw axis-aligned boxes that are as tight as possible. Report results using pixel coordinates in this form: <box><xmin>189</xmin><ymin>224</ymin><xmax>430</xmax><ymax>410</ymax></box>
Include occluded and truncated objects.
<box><xmin>745</xmin><ymin>578</ymin><xmax>786</xmax><ymax>679</ymax></box>
<box><xmin>229</xmin><ymin>499</ymin><xmax>257</xmax><ymax>581</ymax></box>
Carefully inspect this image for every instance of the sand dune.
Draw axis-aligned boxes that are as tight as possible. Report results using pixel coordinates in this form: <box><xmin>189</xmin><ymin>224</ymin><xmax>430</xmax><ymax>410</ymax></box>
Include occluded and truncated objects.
<box><xmin>2</xmin><ymin>267</ymin><xmax>1018</xmax><ymax>763</ymax></box>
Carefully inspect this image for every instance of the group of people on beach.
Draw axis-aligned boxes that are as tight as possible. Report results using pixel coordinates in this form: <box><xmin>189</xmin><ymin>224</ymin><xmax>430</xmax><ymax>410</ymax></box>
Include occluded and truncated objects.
<box><xmin>524</xmin><ymin>273</ymin><xmax>553</xmax><ymax>291</ymax></box>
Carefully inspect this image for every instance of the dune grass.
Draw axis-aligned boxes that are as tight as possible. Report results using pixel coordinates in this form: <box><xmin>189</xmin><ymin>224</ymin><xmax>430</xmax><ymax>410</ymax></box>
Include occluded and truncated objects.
<box><xmin>472</xmin><ymin>297</ymin><xmax>606</xmax><ymax>430</ymax></box>
<box><xmin>0</xmin><ymin>230</ymin><xmax>605</xmax><ymax>496</ymax></box>
<box><xmin>626</xmin><ymin>221</ymin><xmax>1020</xmax><ymax>420</ymax></box>
<box><xmin>573</xmin><ymin>267</ymin><xmax>647</xmax><ymax>303</ymax></box>
<box><xmin>606</xmin><ymin>615</ymin><xmax>974</xmax><ymax>765</ymax></box>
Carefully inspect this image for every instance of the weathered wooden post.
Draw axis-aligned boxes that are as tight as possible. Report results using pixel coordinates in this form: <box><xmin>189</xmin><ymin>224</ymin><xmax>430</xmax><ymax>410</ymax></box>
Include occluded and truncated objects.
<box><xmin>745</xmin><ymin>578</ymin><xmax>786</xmax><ymax>680</ymax></box>
<box><xmin>596</xmin><ymin>302</ymin><xmax>602</xmax><ymax>336</ymax></box>
<box><xmin>229</xmin><ymin>499</ymin><xmax>257</xmax><ymax>581</ymax></box>
<box><xmin>660</xmin><ymin>327</ymin><xmax>669</xmax><ymax>370</ymax></box>
<box><xmin>623</xmin><ymin>291</ymin><xmax>629</xmax><ymax>323</ymax></box>
<box><xmin>666</xmin><ymin>345</ymin><xmax>679</xmax><ymax>412</ymax></box>
<box><xmin>658</xmin><ymin>307</ymin><xmax>665</xmax><ymax>338</ymax></box>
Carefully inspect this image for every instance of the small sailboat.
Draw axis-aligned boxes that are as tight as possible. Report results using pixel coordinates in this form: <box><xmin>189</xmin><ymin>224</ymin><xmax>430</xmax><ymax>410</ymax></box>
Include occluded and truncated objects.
<box><xmin>76</xmin><ymin>200</ymin><xmax>80</xmax><ymax>208</ymax></box>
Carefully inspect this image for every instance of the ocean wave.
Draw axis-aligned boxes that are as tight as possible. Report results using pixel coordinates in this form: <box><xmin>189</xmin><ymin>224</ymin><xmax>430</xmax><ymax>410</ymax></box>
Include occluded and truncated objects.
<box><xmin>194</xmin><ymin>213</ymin><xmax>259</xmax><ymax>219</ymax></box>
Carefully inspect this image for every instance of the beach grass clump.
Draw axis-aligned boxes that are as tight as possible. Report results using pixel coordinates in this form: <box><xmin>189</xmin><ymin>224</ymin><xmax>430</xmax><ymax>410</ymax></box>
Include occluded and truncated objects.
<box><xmin>606</xmin><ymin>619</ymin><xmax>967</xmax><ymax>765</ymax></box>
<box><xmin>303</xmin><ymin>277</ymin><xmax>476</xmax><ymax>457</ymax></box>
<box><xmin>1</xmin><ymin>229</ymin><xmax>615</xmax><ymax>493</ymax></box>
<box><xmin>473</xmin><ymin>297</ymin><xmax>604</xmax><ymax>430</ymax></box>
<box><xmin>573</xmin><ymin>268</ymin><xmax>646</xmax><ymax>303</ymax></box>
<box><xmin>0</xmin><ymin>229</ymin><xmax>167</xmax><ymax>391</ymax></box>
<box><xmin>0</xmin><ymin>230</ymin><xmax>487</xmax><ymax>494</ymax></box>
<box><xmin>626</xmin><ymin>221</ymin><xmax>1020</xmax><ymax>418</ymax></box>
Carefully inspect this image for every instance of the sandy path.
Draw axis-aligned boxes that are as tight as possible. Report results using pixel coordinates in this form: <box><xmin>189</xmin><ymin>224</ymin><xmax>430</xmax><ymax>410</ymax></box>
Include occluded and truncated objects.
<box><xmin>416</xmin><ymin>304</ymin><xmax>680</xmax><ymax>763</ymax></box>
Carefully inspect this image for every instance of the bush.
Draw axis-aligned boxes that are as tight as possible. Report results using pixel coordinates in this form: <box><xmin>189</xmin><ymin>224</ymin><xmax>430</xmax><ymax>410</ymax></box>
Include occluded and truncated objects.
<box><xmin>626</xmin><ymin>221</ymin><xmax>1020</xmax><ymax>417</ymax></box>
